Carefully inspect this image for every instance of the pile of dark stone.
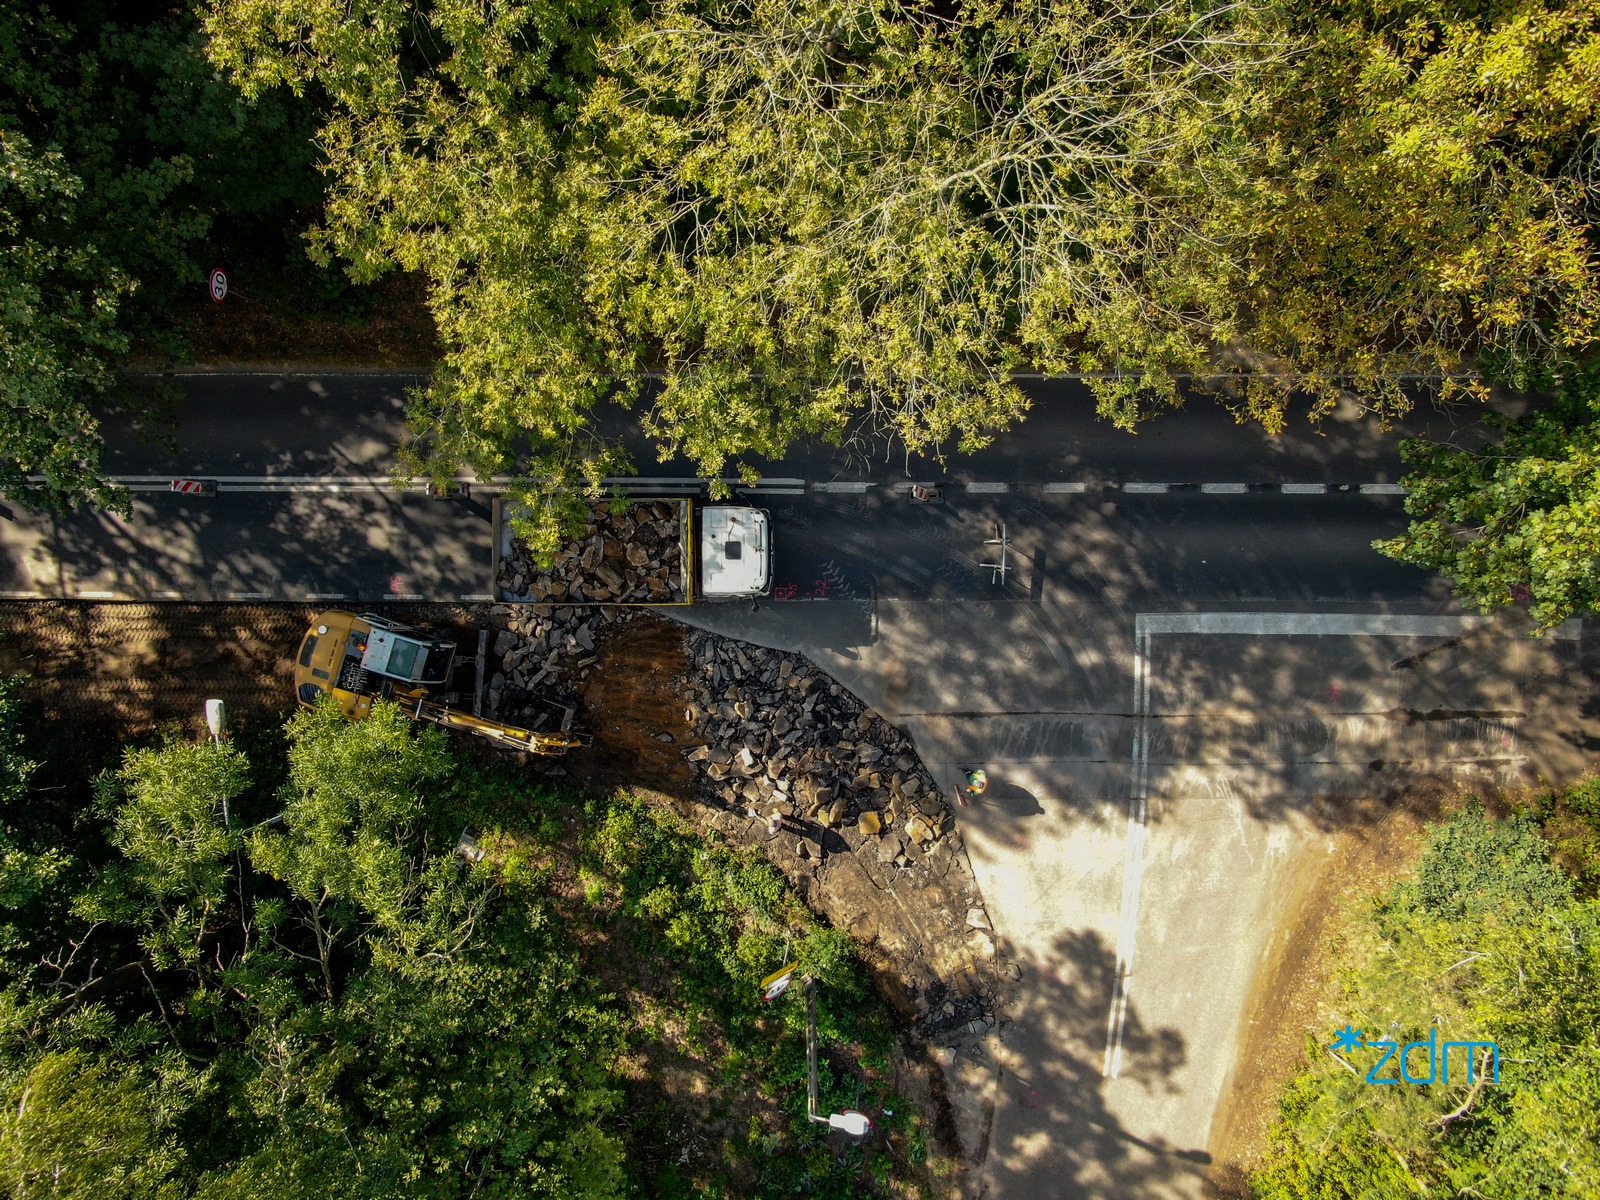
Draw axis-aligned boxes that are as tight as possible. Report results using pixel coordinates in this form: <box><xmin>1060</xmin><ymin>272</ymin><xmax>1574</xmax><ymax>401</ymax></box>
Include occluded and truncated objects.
<box><xmin>482</xmin><ymin>604</ymin><xmax>633</xmax><ymax>724</ymax></box>
<box><xmin>678</xmin><ymin>629</ymin><xmax>1011</xmax><ymax>1045</ymax></box>
<box><xmin>680</xmin><ymin>631</ymin><xmax>952</xmax><ymax>865</ymax></box>
<box><xmin>497</xmin><ymin>501</ymin><xmax>685</xmax><ymax>603</ymax></box>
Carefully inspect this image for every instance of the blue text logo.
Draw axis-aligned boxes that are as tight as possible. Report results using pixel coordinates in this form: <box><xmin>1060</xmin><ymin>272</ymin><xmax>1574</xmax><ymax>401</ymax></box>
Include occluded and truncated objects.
<box><xmin>1328</xmin><ymin>1026</ymin><xmax>1500</xmax><ymax>1085</ymax></box>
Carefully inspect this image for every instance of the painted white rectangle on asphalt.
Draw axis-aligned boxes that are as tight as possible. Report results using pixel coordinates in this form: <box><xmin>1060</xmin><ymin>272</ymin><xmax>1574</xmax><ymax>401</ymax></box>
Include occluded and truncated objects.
<box><xmin>227</xmin><ymin>592</ymin><xmax>274</xmax><ymax>600</ymax></box>
<box><xmin>1360</xmin><ymin>482</ymin><xmax>1407</xmax><ymax>495</ymax></box>
<box><xmin>76</xmin><ymin>590</ymin><xmax>116</xmax><ymax>599</ymax></box>
<box><xmin>1121</xmin><ymin>482</ymin><xmax>1169</xmax><ymax>494</ymax></box>
<box><xmin>744</xmin><ymin>487</ymin><xmax>806</xmax><ymax>496</ymax></box>
<box><xmin>812</xmin><ymin>482</ymin><xmax>870</xmax><ymax>493</ymax></box>
<box><xmin>965</xmin><ymin>482</ymin><xmax>1010</xmax><ymax>494</ymax></box>
<box><xmin>1042</xmin><ymin>482</ymin><xmax>1089</xmax><ymax>494</ymax></box>
<box><xmin>458</xmin><ymin>594</ymin><xmax>494</xmax><ymax>602</ymax></box>
<box><xmin>1200</xmin><ymin>483</ymin><xmax>1249</xmax><ymax>494</ymax></box>
<box><xmin>306</xmin><ymin>593</ymin><xmax>349</xmax><ymax>601</ymax></box>
<box><xmin>1280</xmin><ymin>483</ymin><xmax>1327</xmax><ymax>494</ymax></box>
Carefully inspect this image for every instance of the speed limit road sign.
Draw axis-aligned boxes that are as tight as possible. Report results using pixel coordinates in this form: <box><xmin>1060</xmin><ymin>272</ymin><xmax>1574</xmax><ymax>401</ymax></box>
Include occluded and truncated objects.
<box><xmin>208</xmin><ymin>268</ymin><xmax>228</xmax><ymax>302</ymax></box>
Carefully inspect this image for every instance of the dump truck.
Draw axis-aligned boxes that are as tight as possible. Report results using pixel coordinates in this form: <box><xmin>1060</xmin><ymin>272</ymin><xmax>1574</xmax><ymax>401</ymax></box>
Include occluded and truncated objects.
<box><xmin>493</xmin><ymin>497</ymin><xmax>772</xmax><ymax>604</ymax></box>
<box><xmin>294</xmin><ymin>610</ymin><xmax>582</xmax><ymax>755</ymax></box>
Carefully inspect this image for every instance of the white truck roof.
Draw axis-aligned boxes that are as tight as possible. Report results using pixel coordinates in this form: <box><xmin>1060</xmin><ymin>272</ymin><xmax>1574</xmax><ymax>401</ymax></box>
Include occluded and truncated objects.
<box><xmin>699</xmin><ymin>506</ymin><xmax>772</xmax><ymax>599</ymax></box>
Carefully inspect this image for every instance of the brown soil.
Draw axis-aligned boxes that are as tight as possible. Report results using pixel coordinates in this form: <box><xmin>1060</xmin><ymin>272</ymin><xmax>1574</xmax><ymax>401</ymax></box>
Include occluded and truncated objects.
<box><xmin>154</xmin><ymin>270</ymin><xmax>438</xmax><ymax>368</ymax></box>
<box><xmin>0</xmin><ymin>602</ymin><xmax>311</xmax><ymax>734</ymax></box>
<box><xmin>1204</xmin><ymin>778</ymin><xmax>1476</xmax><ymax>1196</ymax></box>
<box><xmin>561</xmin><ymin>617</ymin><xmax>699</xmax><ymax>795</ymax></box>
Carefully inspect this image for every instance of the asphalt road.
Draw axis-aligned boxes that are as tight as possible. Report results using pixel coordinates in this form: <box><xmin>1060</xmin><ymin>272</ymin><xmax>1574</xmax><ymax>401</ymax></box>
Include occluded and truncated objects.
<box><xmin>4</xmin><ymin>371</ymin><xmax>1590</xmax><ymax>1199</ymax></box>
<box><xmin>4</xmin><ymin>370</ymin><xmax>1466</xmax><ymax>604</ymax></box>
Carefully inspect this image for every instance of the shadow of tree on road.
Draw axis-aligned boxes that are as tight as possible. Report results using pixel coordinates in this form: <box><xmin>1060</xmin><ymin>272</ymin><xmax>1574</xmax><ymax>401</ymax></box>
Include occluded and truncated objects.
<box><xmin>983</xmin><ymin>927</ymin><xmax>1209</xmax><ymax>1199</ymax></box>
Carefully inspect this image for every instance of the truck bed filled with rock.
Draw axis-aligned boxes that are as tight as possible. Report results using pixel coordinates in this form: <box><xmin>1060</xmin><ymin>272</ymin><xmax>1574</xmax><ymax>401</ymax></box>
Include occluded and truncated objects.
<box><xmin>496</xmin><ymin>499</ymin><xmax>688</xmax><ymax>604</ymax></box>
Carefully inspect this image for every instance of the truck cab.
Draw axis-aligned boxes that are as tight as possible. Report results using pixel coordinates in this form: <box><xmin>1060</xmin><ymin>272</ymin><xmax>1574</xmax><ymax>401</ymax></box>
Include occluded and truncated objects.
<box><xmin>699</xmin><ymin>506</ymin><xmax>773</xmax><ymax>600</ymax></box>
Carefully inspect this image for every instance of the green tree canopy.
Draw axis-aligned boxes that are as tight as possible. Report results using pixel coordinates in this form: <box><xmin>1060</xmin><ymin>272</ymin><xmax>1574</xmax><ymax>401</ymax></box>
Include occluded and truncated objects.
<box><xmin>1253</xmin><ymin>802</ymin><xmax>1600</xmax><ymax>1199</ymax></box>
<box><xmin>204</xmin><ymin>0</ymin><xmax>1600</xmax><ymax>527</ymax></box>
<box><xmin>0</xmin><ymin>3</ymin><xmax>324</xmax><ymax>510</ymax></box>
<box><xmin>1376</xmin><ymin>360</ymin><xmax>1600</xmax><ymax>629</ymax></box>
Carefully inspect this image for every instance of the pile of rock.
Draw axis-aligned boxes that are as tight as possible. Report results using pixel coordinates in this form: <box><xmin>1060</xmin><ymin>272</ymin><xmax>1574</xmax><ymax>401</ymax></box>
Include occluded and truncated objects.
<box><xmin>482</xmin><ymin>604</ymin><xmax>633</xmax><ymax>722</ymax></box>
<box><xmin>680</xmin><ymin>632</ymin><xmax>952</xmax><ymax>867</ymax></box>
<box><xmin>676</xmin><ymin>629</ymin><xmax>1011</xmax><ymax>1045</ymax></box>
<box><xmin>497</xmin><ymin>501</ymin><xmax>686</xmax><ymax>604</ymax></box>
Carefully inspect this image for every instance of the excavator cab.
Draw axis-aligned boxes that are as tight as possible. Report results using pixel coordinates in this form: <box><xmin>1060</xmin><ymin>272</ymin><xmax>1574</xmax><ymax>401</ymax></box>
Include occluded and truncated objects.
<box><xmin>294</xmin><ymin>610</ymin><xmax>581</xmax><ymax>756</ymax></box>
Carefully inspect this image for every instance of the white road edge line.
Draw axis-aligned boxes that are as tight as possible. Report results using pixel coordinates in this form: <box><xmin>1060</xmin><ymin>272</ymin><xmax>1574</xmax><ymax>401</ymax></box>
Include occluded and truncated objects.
<box><xmin>1104</xmin><ymin>626</ymin><xmax>1152</xmax><ymax>1078</ymax></box>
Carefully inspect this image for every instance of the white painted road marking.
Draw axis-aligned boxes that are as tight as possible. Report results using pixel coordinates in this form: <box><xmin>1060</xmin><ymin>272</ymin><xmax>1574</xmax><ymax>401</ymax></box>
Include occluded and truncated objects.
<box><xmin>1359</xmin><ymin>483</ymin><xmax>1407</xmax><ymax>495</ymax></box>
<box><xmin>1101</xmin><ymin>608</ymin><xmax>1560</xmax><ymax>1077</ymax></box>
<box><xmin>1281</xmin><ymin>483</ymin><xmax>1327</xmax><ymax>494</ymax></box>
<box><xmin>965</xmin><ymin>482</ymin><xmax>1010</xmax><ymax>493</ymax></box>
<box><xmin>1121</xmin><ymin>482</ymin><xmax>1169</xmax><ymax>494</ymax></box>
<box><xmin>1104</xmin><ymin>626</ymin><xmax>1153</xmax><ymax>1079</ymax></box>
<box><xmin>1200</xmin><ymin>482</ymin><xmax>1249</xmax><ymax>494</ymax></box>
<box><xmin>811</xmin><ymin>482</ymin><xmax>870</xmax><ymax>493</ymax></box>
<box><xmin>1043</xmin><ymin>482</ymin><xmax>1089</xmax><ymax>493</ymax></box>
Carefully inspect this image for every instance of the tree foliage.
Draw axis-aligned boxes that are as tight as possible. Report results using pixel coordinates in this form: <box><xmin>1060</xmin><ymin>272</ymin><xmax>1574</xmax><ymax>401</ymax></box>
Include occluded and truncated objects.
<box><xmin>0</xmin><ymin>700</ymin><xmax>628</xmax><ymax>1198</ymax></box>
<box><xmin>1376</xmin><ymin>360</ymin><xmax>1600</xmax><ymax>629</ymax></box>
<box><xmin>1252</xmin><ymin>802</ymin><xmax>1600</xmax><ymax>1198</ymax></box>
<box><xmin>0</xmin><ymin>3</ymin><xmax>324</xmax><ymax>510</ymax></box>
<box><xmin>202</xmin><ymin>0</ymin><xmax>1600</xmax><ymax>528</ymax></box>
<box><xmin>0</xmin><ymin>677</ymin><xmax>918</xmax><ymax>1197</ymax></box>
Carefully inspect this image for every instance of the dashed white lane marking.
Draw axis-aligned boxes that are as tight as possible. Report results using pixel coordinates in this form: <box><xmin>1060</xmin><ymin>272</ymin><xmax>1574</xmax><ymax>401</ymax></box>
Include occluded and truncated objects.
<box><xmin>1139</xmin><ymin>611</ymin><xmax>1583</xmax><ymax>639</ymax></box>
<box><xmin>228</xmin><ymin>592</ymin><xmax>274</xmax><ymax>600</ymax></box>
<box><xmin>1121</xmin><ymin>482</ymin><xmax>1169</xmax><ymax>494</ymax></box>
<box><xmin>306</xmin><ymin>593</ymin><xmax>349</xmax><ymax>601</ymax></box>
<box><xmin>1281</xmin><ymin>483</ymin><xmax>1327</xmax><ymax>494</ymax></box>
<box><xmin>459</xmin><ymin>594</ymin><xmax>494</xmax><ymax>602</ymax></box>
<box><xmin>1043</xmin><ymin>482</ymin><xmax>1089</xmax><ymax>493</ymax></box>
<box><xmin>385</xmin><ymin>593</ymin><xmax>427</xmax><ymax>601</ymax></box>
<box><xmin>1200</xmin><ymin>482</ymin><xmax>1249</xmax><ymax>494</ymax></box>
<box><xmin>811</xmin><ymin>481</ymin><xmax>870</xmax><ymax>493</ymax></box>
<box><xmin>965</xmin><ymin>482</ymin><xmax>1010</xmax><ymax>493</ymax></box>
<box><xmin>1359</xmin><ymin>483</ymin><xmax>1407</xmax><ymax>495</ymax></box>
<box><xmin>76</xmin><ymin>590</ymin><xmax>116</xmax><ymax>599</ymax></box>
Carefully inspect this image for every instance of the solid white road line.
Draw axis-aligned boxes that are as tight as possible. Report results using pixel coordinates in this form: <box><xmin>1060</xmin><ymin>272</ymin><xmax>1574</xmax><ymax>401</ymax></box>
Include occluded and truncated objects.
<box><xmin>1104</xmin><ymin>627</ymin><xmax>1153</xmax><ymax>1078</ymax></box>
<box><xmin>1139</xmin><ymin>612</ymin><xmax>1583</xmax><ymax>639</ymax></box>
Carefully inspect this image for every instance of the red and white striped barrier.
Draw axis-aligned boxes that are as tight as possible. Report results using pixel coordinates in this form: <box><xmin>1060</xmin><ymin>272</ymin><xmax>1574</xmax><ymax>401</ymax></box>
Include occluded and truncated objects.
<box><xmin>170</xmin><ymin>480</ymin><xmax>217</xmax><ymax>496</ymax></box>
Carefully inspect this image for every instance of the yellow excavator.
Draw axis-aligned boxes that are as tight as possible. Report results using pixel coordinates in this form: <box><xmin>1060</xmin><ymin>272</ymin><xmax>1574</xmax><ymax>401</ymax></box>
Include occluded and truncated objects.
<box><xmin>293</xmin><ymin>610</ymin><xmax>582</xmax><ymax>756</ymax></box>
